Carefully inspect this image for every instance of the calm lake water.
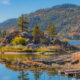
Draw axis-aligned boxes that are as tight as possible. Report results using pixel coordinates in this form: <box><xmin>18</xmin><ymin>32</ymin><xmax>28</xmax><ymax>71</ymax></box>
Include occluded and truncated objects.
<box><xmin>0</xmin><ymin>64</ymin><xmax>74</xmax><ymax>80</ymax></box>
<box><xmin>69</xmin><ymin>40</ymin><xmax>80</xmax><ymax>45</ymax></box>
<box><xmin>0</xmin><ymin>64</ymin><xmax>80</xmax><ymax>80</ymax></box>
<box><xmin>0</xmin><ymin>40</ymin><xmax>80</xmax><ymax>80</ymax></box>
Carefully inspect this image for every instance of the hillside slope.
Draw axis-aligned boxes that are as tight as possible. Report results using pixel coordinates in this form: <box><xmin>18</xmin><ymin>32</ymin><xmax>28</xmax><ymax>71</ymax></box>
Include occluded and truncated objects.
<box><xmin>0</xmin><ymin>18</ymin><xmax>17</xmax><ymax>29</ymax></box>
<box><xmin>0</xmin><ymin>4</ymin><xmax>80</xmax><ymax>40</ymax></box>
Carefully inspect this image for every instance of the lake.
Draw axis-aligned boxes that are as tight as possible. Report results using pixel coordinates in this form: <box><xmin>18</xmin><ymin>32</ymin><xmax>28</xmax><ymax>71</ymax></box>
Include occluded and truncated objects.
<box><xmin>0</xmin><ymin>41</ymin><xmax>80</xmax><ymax>80</ymax></box>
<box><xmin>69</xmin><ymin>40</ymin><xmax>80</xmax><ymax>45</ymax></box>
<box><xmin>0</xmin><ymin>63</ymin><xmax>75</xmax><ymax>80</ymax></box>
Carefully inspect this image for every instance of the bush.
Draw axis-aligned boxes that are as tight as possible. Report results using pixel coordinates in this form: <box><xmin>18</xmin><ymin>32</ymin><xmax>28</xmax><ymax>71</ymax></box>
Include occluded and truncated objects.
<box><xmin>40</xmin><ymin>38</ymin><xmax>48</xmax><ymax>44</ymax></box>
<box><xmin>61</xmin><ymin>38</ymin><xmax>68</xmax><ymax>43</ymax></box>
<box><xmin>12</xmin><ymin>37</ymin><xmax>26</xmax><ymax>45</ymax></box>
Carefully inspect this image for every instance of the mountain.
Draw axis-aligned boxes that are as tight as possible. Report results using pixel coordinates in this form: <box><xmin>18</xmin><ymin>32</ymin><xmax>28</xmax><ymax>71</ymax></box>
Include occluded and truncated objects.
<box><xmin>0</xmin><ymin>4</ymin><xmax>80</xmax><ymax>40</ymax></box>
<box><xmin>0</xmin><ymin>18</ymin><xmax>17</xmax><ymax>29</ymax></box>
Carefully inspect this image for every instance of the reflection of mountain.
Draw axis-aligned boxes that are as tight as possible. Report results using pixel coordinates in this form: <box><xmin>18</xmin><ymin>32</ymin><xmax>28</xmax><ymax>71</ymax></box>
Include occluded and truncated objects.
<box><xmin>0</xmin><ymin>4</ymin><xmax>80</xmax><ymax>40</ymax></box>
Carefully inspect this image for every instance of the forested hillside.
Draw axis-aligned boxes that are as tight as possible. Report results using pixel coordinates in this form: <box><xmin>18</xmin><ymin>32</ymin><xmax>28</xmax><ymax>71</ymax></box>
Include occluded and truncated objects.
<box><xmin>0</xmin><ymin>4</ymin><xmax>80</xmax><ymax>40</ymax></box>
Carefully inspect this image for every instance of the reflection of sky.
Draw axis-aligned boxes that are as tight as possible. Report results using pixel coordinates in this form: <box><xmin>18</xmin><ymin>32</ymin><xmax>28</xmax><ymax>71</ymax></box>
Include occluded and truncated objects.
<box><xmin>0</xmin><ymin>64</ymin><xmax>74</xmax><ymax>80</ymax></box>
<box><xmin>69</xmin><ymin>41</ymin><xmax>80</xmax><ymax>45</ymax></box>
<box><xmin>0</xmin><ymin>64</ymin><xmax>19</xmax><ymax>80</ymax></box>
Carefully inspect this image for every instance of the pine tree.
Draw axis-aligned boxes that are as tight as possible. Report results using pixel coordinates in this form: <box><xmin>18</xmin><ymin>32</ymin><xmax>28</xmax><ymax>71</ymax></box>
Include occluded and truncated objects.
<box><xmin>32</xmin><ymin>24</ymin><xmax>44</xmax><ymax>43</ymax></box>
<box><xmin>1</xmin><ymin>30</ymin><xmax>7</xmax><ymax>38</ymax></box>
<box><xmin>17</xmin><ymin>14</ymin><xmax>29</xmax><ymax>32</ymax></box>
<box><xmin>47</xmin><ymin>24</ymin><xmax>57</xmax><ymax>40</ymax></box>
<box><xmin>0</xmin><ymin>31</ymin><xmax>2</xmax><ymax>38</ymax></box>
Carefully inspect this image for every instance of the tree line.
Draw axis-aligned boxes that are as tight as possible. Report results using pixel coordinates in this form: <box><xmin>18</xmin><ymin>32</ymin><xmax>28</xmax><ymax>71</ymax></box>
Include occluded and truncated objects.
<box><xmin>18</xmin><ymin>14</ymin><xmax>57</xmax><ymax>44</ymax></box>
<box><xmin>0</xmin><ymin>14</ymin><xmax>57</xmax><ymax>45</ymax></box>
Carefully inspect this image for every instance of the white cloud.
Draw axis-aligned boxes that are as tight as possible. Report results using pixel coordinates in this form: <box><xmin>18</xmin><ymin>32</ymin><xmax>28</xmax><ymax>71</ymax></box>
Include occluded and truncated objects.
<box><xmin>0</xmin><ymin>0</ymin><xmax>10</xmax><ymax>4</ymax></box>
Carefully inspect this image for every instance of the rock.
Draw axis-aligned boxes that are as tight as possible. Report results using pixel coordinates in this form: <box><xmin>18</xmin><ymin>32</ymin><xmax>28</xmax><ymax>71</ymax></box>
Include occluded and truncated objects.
<box><xmin>26</xmin><ymin>43</ymin><xmax>45</xmax><ymax>48</ymax></box>
<box><xmin>1</xmin><ymin>31</ymin><xmax>33</xmax><ymax>46</ymax></box>
<box><xmin>1</xmin><ymin>31</ymin><xmax>20</xmax><ymax>46</ymax></box>
<box><xmin>20</xmin><ymin>32</ymin><xmax>33</xmax><ymax>39</ymax></box>
<box><xmin>54</xmin><ymin>39</ymin><xmax>62</xmax><ymax>45</ymax></box>
<box><xmin>26</xmin><ymin>39</ymin><xmax>32</xmax><ymax>44</ymax></box>
<box><xmin>53</xmin><ymin>39</ymin><xmax>79</xmax><ymax>50</ymax></box>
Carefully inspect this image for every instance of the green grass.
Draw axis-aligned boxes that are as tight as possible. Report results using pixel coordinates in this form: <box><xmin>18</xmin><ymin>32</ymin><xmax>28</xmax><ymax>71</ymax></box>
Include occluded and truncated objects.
<box><xmin>0</xmin><ymin>46</ymin><xmax>32</xmax><ymax>52</ymax></box>
<box><xmin>0</xmin><ymin>46</ymin><xmax>58</xmax><ymax>52</ymax></box>
<box><xmin>35</xmin><ymin>46</ymin><xmax>57</xmax><ymax>52</ymax></box>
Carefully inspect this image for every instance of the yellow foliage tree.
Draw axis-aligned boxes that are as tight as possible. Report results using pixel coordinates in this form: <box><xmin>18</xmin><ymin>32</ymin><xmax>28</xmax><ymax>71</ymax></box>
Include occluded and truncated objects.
<box><xmin>12</xmin><ymin>37</ymin><xmax>26</xmax><ymax>45</ymax></box>
<box><xmin>62</xmin><ymin>38</ymin><xmax>69</xmax><ymax>42</ymax></box>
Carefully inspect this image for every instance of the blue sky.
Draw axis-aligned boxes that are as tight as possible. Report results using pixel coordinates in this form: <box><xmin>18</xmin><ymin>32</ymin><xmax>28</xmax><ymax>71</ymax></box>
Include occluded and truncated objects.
<box><xmin>0</xmin><ymin>0</ymin><xmax>80</xmax><ymax>22</ymax></box>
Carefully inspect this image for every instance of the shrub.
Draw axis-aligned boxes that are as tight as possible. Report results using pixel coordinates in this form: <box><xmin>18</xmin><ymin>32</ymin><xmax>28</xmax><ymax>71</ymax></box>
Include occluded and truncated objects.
<box><xmin>61</xmin><ymin>38</ymin><xmax>68</xmax><ymax>43</ymax></box>
<box><xmin>40</xmin><ymin>38</ymin><xmax>48</xmax><ymax>44</ymax></box>
<box><xmin>12</xmin><ymin>37</ymin><xmax>26</xmax><ymax>45</ymax></box>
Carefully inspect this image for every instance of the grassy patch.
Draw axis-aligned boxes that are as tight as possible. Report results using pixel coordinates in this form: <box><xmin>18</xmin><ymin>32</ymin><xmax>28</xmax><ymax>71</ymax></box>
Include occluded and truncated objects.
<box><xmin>0</xmin><ymin>46</ymin><xmax>32</xmax><ymax>52</ymax></box>
<box><xmin>0</xmin><ymin>46</ymin><xmax>58</xmax><ymax>52</ymax></box>
<box><xmin>35</xmin><ymin>46</ymin><xmax>57</xmax><ymax>52</ymax></box>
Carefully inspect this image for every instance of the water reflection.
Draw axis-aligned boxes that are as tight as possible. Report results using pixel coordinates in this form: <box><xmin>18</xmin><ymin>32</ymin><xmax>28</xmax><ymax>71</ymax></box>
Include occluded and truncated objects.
<box><xmin>18</xmin><ymin>71</ymin><xmax>54</xmax><ymax>80</ymax></box>
<box><xmin>17</xmin><ymin>71</ymin><xmax>74</xmax><ymax>80</ymax></box>
<box><xmin>18</xmin><ymin>71</ymin><xmax>30</xmax><ymax>80</ymax></box>
<box><xmin>0</xmin><ymin>53</ymin><xmax>79</xmax><ymax>80</ymax></box>
<box><xmin>0</xmin><ymin>63</ymin><xmax>75</xmax><ymax>80</ymax></box>
<box><xmin>0</xmin><ymin>54</ymin><xmax>55</xmax><ymax>61</ymax></box>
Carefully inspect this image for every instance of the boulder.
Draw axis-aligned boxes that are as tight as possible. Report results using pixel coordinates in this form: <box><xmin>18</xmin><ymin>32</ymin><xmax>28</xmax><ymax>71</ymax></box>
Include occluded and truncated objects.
<box><xmin>20</xmin><ymin>32</ymin><xmax>33</xmax><ymax>39</ymax></box>
<box><xmin>53</xmin><ymin>39</ymin><xmax>79</xmax><ymax>50</ymax></box>
<box><xmin>1</xmin><ymin>31</ymin><xmax>20</xmax><ymax>46</ymax></box>
<box><xmin>26</xmin><ymin>43</ymin><xmax>45</xmax><ymax>48</ymax></box>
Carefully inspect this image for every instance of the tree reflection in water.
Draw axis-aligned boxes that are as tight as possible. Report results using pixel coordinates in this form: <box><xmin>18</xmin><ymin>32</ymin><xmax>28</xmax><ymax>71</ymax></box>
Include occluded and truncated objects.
<box><xmin>14</xmin><ymin>70</ymin><xmax>78</xmax><ymax>80</ymax></box>
<box><xmin>18</xmin><ymin>70</ymin><xmax>29</xmax><ymax>80</ymax></box>
<box><xmin>17</xmin><ymin>70</ymin><xmax>55</xmax><ymax>80</ymax></box>
<box><xmin>34</xmin><ymin>71</ymin><xmax>43</xmax><ymax>80</ymax></box>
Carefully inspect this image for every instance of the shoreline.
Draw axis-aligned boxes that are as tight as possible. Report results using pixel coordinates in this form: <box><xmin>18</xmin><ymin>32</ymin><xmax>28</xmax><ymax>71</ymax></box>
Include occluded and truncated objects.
<box><xmin>0</xmin><ymin>51</ymin><xmax>56</xmax><ymax>55</ymax></box>
<box><xmin>0</xmin><ymin>50</ymin><xmax>78</xmax><ymax>55</ymax></box>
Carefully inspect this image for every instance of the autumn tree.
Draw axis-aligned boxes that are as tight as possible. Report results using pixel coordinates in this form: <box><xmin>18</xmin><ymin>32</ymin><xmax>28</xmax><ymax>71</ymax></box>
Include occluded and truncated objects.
<box><xmin>12</xmin><ymin>37</ymin><xmax>26</xmax><ymax>45</ymax></box>
<box><xmin>62</xmin><ymin>38</ymin><xmax>69</xmax><ymax>43</ymax></box>
<box><xmin>46</xmin><ymin>24</ymin><xmax>57</xmax><ymax>40</ymax></box>
<box><xmin>17</xmin><ymin>14</ymin><xmax>29</xmax><ymax>32</ymax></box>
<box><xmin>32</xmin><ymin>24</ymin><xmax>44</xmax><ymax>44</ymax></box>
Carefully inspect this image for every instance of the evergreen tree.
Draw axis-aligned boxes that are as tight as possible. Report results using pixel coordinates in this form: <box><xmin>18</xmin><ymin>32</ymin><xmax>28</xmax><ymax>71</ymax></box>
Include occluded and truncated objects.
<box><xmin>0</xmin><ymin>31</ymin><xmax>2</xmax><ymax>38</ymax></box>
<box><xmin>32</xmin><ymin>24</ymin><xmax>44</xmax><ymax>44</ymax></box>
<box><xmin>1</xmin><ymin>30</ymin><xmax>7</xmax><ymax>38</ymax></box>
<box><xmin>17</xmin><ymin>14</ymin><xmax>29</xmax><ymax>32</ymax></box>
<box><xmin>46</xmin><ymin>24</ymin><xmax>57</xmax><ymax>40</ymax></box>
